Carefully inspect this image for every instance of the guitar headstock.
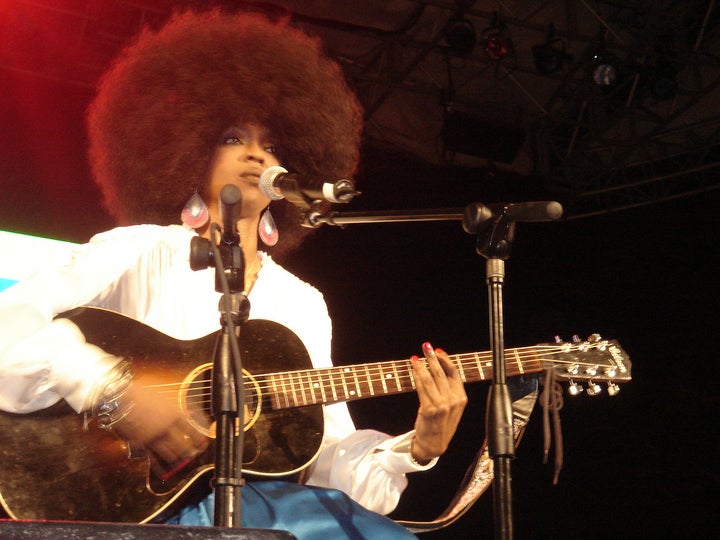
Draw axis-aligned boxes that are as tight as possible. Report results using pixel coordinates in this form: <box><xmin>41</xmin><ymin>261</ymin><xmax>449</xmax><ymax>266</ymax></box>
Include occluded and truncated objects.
<box><xmin>542</xmin><ymin>334</ymin><xmax>632</xmax><ymax>396</ymax></box>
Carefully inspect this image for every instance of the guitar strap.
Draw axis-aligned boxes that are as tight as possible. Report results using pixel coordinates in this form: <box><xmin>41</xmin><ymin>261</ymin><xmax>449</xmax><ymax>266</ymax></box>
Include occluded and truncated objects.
<box><xmin>396</xmin><ymin>389</ymin><xmax>538</xmax><ymax>534</ymax></box>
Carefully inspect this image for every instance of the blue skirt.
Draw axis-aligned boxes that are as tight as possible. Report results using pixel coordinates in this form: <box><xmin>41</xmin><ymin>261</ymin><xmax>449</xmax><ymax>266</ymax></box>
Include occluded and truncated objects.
<box><xmin>166</xmin><ymin>481</ymin><xmax>417</xmax><ymax>540</ymax></box>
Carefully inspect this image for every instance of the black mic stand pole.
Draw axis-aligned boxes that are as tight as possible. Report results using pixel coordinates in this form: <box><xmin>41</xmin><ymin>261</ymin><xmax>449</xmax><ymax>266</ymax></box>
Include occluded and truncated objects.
<box><xmin>212</xmin><ymin>245</ymin><xmax>249</xmax><ymax>529</ymax></box>
<box><xmin>190</xmin><ymin>226</ymin><xmax>249</xmax><ymax>529</ymax></box>
<box><xmin>470</xmin><ymin>210</ymin><xmax>517</xmax><ymax>540</ymax></box>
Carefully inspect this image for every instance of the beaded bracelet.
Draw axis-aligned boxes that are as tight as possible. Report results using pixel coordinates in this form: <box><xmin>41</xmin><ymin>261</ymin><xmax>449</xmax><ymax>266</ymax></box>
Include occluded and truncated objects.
<box><xmin>89</xmin><ymin>361</ymin><xmax>135</xmax><ymax>431</ymax></box>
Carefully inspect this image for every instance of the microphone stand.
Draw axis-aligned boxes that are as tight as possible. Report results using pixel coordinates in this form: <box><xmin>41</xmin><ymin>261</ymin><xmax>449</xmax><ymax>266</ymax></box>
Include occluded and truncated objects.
<box><xmin>468</xmin><ymin>209</ymin><xmax>516</xmax><ymax>540</ymax></box>
<box><xmin>190</xmin><ymin>226</ymin><xmax>249</xmax><ymax>528</ymax></box>
<box><xmin>305</xmin><ymin>201</ymin><xmax>561</xmax><ymax>540</ymax></box>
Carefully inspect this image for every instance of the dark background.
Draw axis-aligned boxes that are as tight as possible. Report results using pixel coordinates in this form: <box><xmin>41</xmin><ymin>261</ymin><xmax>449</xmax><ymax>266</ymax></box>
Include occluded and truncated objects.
<box><xmin>1</xmin><ymin>3</ymin><xmax>719</xmax><ymax>539</ymax></box>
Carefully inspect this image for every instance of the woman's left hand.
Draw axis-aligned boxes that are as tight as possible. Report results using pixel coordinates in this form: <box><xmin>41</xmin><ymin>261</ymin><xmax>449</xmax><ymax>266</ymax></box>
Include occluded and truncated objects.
<box><xmin>410</xmin><ymin>342</ymin><xmax>468</xmax><ymax>463</ymax></box>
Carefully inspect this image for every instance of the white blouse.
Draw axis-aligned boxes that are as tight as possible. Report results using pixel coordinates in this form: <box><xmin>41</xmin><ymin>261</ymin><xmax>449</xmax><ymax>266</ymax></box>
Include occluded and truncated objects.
<box><xmin>0</xmin><ymin>224</ymin><xmax>434</xmax><ymax>514</ymax></box>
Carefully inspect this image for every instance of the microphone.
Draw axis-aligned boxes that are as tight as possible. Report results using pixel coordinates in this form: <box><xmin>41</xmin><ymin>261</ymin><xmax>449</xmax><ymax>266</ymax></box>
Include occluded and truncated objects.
<box><xmin>259</xmin><ymin>166</ymin><xmax>359</xmax><ymax>204</ymax></box>
<box><xmin>219</xmin><ymin>184</ymin><xmax>242</xmax><ymax>244</ymax></box>
<box><xmin>488</xmin><ymin>201</ymin><xmax>563</xmax><ymax>222</ymax></box>
<box><xmin>463</xmin><ymin>201</ymin><xmax>563</xmax><ymax>234</ymax></box>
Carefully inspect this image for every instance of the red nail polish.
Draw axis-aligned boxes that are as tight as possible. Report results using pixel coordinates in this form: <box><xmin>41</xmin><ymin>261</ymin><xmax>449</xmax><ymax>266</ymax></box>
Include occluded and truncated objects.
<box><xmin>410</xmin><ymin>355</ymin><xmax>419</xmax><ymax>362</ymax></box>
<box><xmin>423</xmin><ymin>342</ymin><xmax>433</xmax><ymax>351</ymax></box>
<box><xmin>435</xmin><ymin>348</ymin><xmax>445</xmax><ymax>355</ymax></box>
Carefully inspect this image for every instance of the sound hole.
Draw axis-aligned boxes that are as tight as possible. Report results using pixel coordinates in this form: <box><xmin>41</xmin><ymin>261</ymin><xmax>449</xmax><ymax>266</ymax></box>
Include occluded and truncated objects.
<box><xmin>179</xmin><ymin>363</ymin><xmax>262</xmax><ymax>438</ymax></box>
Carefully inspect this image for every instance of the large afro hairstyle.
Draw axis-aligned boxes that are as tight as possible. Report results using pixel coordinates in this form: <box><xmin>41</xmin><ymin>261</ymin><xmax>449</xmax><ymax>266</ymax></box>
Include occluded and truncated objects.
<box><xmin>86</xmin><ymin>9</ymin><xmax>363</xmax><ymax>261</ymax></box>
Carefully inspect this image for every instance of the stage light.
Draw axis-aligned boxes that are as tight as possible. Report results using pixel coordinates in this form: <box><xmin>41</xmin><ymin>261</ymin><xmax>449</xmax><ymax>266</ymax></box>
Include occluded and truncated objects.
<box><xmin>481</xmin><ymin>13</ymin><xmax>513</xmax><ymax>60</ymax></box>
<box><xmin>589</xmin><ymin>50</ymin><xmax>618</xmax><ymax>86</ymax></box>
<box><xmin>593</xmin><ymin>63</ymin><xmax>616</xmax><ymax>86</ymax></box>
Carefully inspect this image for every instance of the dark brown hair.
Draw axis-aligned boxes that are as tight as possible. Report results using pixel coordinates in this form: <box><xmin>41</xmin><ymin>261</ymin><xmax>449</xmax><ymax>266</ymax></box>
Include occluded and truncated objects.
<box><xmin>86</xmin><ymin>9</ymin><xmax>363</xmax><ymax>259</ymax></box>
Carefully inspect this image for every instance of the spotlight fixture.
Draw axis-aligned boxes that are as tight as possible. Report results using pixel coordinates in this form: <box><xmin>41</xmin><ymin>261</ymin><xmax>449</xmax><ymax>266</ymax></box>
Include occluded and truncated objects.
<box><xmin>481</xmin><ymin>12</ymin><xmax>513</xmax><ymax>60</ymax></box>
<box><xmin>590</xmin><ymin>49</ymin><xmax>618</xmax><ymax>86</ymax></box>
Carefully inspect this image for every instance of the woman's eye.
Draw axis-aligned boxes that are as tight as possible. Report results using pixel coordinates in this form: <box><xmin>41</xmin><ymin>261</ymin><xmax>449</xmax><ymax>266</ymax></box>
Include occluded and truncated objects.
<box><xmin>222</xmin><ymin>136</ymin><xmax>244</xmax><ymax>145</ymax></box>
<box><xmin>264</xmin><ymin>144</ymin><xmax>277</xmax><ymax>154</ymax></box>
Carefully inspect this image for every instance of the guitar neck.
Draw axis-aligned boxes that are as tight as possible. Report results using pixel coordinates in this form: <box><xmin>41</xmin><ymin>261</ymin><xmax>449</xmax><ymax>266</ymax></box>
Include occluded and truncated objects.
<box><xmin>262</xmin><ymin>347</ymin><xmax>545</xmax><ymax>410</ymax></box>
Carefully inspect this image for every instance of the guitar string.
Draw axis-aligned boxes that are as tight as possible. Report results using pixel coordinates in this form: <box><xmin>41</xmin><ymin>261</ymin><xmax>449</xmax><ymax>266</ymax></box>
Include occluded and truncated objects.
<box><xmin>151</xmin><ymin>345</ymin><xmax>614</xmax><ymax>397</ymax></box>
<box><xmin>149</xmin><ymin>344</ymin><xmax>610</xmax><ymax>388</ymax></box>
<box><xmin>147</xmin><ymin>345</ymin><xmax>622</xmax><ymax>408</ymax></box>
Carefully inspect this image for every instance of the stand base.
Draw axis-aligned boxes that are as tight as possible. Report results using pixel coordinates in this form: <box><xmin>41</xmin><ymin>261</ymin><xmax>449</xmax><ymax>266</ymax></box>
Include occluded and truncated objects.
<box><xmin>0</xmin><ymin>519</ymin><xmax>296</xmax><ymax>539</ymax></box>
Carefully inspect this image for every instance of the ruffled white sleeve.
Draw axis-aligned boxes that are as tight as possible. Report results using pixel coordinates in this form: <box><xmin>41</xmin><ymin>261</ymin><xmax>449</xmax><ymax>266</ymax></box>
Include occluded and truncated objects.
<box><xmin>306</xmin><ymin>407</ymin><xmax>437</xmax><ymax>515</ymax></box>
<box><xmin>0</xmin><ymin>225</ymin><xmax>193</xmax><ymax>413</ymax></box>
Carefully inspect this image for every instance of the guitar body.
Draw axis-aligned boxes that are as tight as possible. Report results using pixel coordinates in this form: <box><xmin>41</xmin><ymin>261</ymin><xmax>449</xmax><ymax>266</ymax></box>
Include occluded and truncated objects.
<box><xmin>0</xmin><ymin>307</ymin><xmax>324</xmax><ymax>523</ymax></box>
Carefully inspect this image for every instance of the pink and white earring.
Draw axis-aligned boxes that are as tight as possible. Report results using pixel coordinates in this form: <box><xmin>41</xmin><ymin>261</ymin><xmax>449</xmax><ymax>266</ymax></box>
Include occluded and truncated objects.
<box><xmin>181</xmin><ymin>191</ymin><xmax>209</xmax><ymax>229</ymax></box>
<box><xmin>258</xmin><ymin>206</ymin><xmax>279</xmax><ymax>246</ymax></box>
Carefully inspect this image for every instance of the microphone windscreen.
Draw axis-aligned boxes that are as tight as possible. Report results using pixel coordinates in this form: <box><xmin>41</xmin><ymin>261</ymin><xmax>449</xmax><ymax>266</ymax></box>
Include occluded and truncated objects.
<box><xmin>259</xmin><ymin>166</ymin><xmax>287</xmax><ymax>200</ymax></box>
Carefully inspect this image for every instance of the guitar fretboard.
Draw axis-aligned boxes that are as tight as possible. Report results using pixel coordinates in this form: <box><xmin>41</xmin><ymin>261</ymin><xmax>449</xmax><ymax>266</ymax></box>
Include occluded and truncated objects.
<box><xmin>261</xmin><ymin>347</ymin><xmax>545</xmax><ymax>410</ymax></box>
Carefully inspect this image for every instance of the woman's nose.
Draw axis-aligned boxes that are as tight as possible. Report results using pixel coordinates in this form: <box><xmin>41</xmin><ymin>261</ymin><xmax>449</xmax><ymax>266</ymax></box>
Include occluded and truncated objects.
<box><xmin>243</xmin><ymin>142</ymin><xmax>265</xmax><ymax>164</ymax></box>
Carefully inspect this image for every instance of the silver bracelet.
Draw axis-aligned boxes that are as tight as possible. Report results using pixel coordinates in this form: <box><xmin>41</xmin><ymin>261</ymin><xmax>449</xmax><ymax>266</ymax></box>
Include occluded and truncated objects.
<box><xmin>90</xmin><ymin>361</ymin><xmax>135</xmax><ymax>431</ymax></box>
<box><xmin>392</xmin><ymin>436</ymin><xmax>433</xmax><ymax>466</ymax></box>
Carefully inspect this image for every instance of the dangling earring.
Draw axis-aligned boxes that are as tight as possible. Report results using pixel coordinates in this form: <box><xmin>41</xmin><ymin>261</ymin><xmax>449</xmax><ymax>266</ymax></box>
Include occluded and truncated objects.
<box><xmin>181</xmin><ymin>191</ymin><xmax>209</xmax><ymax>229</ymax></box>
<box><xmin>258</xmin><ymin>205</ymin><xmax>279</xmax><ymax>246</ymax></box>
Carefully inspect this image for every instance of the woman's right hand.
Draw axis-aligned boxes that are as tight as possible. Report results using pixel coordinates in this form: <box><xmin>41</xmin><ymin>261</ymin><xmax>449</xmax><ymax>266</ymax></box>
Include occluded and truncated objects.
<box><xmin>111</xmin><ymin>374</ymin><xmax>209</xmax><ymax>480</ymax></box>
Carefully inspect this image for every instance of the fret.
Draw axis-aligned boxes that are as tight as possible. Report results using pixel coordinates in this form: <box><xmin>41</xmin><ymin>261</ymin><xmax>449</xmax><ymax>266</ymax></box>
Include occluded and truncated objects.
<box><xmin>307</xmin><ymin>370</ymin><xmax>317</xmax><ymax>403</ymax></box>
<box><xmin>407</xmin><ymin>362</ymin><xmax>417</xmax><ymax>389</ymax></box>
<box><xmin>340</xmin><ymin>367</ymin><xmax>350</xmax><ymax>400</ymax></box>
<box><xmin>391</xmin><ymin>362</ymin><xmax>402</xmax><ymax>392</ymax></box>
<box><xmin>513</xmin><ymin>349</ymin><xmax>524</xmax><ymax>374</ymax></box>
<box><xmin>278</xmin><ymin>374</ymin><xmax>290</xmax><ymax>408</ymax></box>
<box><xmin>364</xmin><ymin>364</ymin><xmax>375</xmax><ymax>396</ymax></box>
<box><xmin>269</xmin><ymin>374</ymin><xmax>280</xmax><ymax>409</ymax></box>
<box><xmin>316</xmin><ymin>371</ymin><xmax>327</xmax><ymax>404</ymax></box>
<box><xmin>474</xmin><ymin>352</ymin><xmax>486</xmax><ymax>380</ymax></box>
<box><xmin>298</xmin><ymin>371</ymin><xmax>308</xmax><ymax>406</ymax></box>
<box><xmin>400</xmin><ymin>361</ymin><xmax>413</xmax><ymax>392</ymax></box>
<box><xmin>351</xmin><ymin>367</ymin><xmax>361</xmax><ymax>398</ymax></box>
<box><xmin>484</xmin><ymin>356</ymin><xmax>494</xmax><ymax>379</ymax></box>
<box><xmin>289</xmin><ymin>372</ymin><xmax>300</xmax><ymax>407</ymax></box>
<box><xmin>328</xmin><ymin>369</ymin><xmax>338</xmax><ymax>403</ymax></box>
<box><xmin>454</xmin><ymin>355</ymin><xmax>467</xmax><ymax>382</ymax></box>
<box><xmin>380</xmin><ymin>365</ymin><xmax>389</xmax><ymax>394</ymax></box>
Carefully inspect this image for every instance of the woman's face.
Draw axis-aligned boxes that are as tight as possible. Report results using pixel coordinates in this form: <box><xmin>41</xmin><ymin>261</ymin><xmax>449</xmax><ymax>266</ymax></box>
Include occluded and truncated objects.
<box><xmin>205</xmin><ymin>124</ymin><xmax>280</xmax><ymax>220</ymax></box>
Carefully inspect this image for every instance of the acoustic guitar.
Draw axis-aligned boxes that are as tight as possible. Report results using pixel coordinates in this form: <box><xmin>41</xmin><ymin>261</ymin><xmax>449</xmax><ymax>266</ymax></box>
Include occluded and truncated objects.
<box><xmin>0</xmin><ymin>307</ymin><xmax>631</xmax><ymax>523</ymax></box>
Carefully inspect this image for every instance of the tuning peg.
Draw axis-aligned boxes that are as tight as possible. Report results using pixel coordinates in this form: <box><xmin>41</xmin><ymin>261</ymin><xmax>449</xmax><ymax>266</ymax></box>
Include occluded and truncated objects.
<box><xmin>567</xmin><ymin>363</ymin><xmax>580</xmax><ymax>376</ymax></box>
<box><xmin>588</xmin><ymin>333</ymin><xmax>602</xmax><ymax>343</ymax></box>
<box><xmin>586</xmin><ymin>380</ymin><xmax>602</xmax><ymax>396</ymax></box>
<box><xmin>572</xmin><ymin>334</ymin><xmax>581</xmax><ymax>344</ymax></box>
<box><xmin>604</xmin><ymin>366</ymin><xmax>618</xmax><ymax>378</ymax></box>
<box><xmin>607</xmin><ymin>382</ymin><xmax>620</xmax><ymax>396</ymax></box>
<box><xmin>567</xmin><ymin>380</ymin><xmax>583</xmax><ymax>396</ymax></box>
<box><xmin>554</xmin><ymin>335</ymin><xmax>564</xmax><ymax>343</ymax></box>
<box><xmin>585</xmin><ymin>365</ymin><xmax>598</xmax><ymax>376</ymax></box>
